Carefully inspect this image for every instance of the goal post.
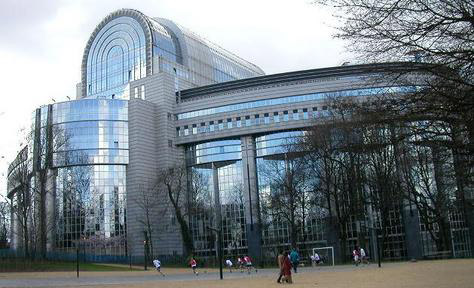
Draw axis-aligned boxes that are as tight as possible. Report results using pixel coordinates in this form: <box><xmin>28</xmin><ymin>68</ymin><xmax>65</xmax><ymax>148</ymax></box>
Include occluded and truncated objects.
<box><xmin>312</xmin><ymin>246</ymin><xmax>335</xmax><ymax>266</ymax></box>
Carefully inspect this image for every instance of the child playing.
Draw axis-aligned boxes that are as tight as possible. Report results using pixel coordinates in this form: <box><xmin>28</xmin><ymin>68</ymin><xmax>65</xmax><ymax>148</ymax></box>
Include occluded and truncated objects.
<box><xmin>189</xmin><ymin>257</ymin><xmax>199</xmax><ymax>276</ymax></box>
<box><xmin>153</xmin><ymin>259</ymin><xmax>165</xmax><ymax>277</ymax></box>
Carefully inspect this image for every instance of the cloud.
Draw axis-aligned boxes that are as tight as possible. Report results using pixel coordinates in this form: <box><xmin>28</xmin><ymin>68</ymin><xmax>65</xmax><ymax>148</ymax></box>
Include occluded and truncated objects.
<box><xmin>0</xmin><ymin>0</ymin><xmax>64</xmax><ymax>54</ymax></box>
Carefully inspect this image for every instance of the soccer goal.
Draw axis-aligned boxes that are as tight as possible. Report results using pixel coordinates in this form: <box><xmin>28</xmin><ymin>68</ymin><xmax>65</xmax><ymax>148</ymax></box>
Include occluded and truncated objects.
<box><xmin>312</xmin><ymin>246</ymin><xmax>335</xmax><ymax>267</ymax></box>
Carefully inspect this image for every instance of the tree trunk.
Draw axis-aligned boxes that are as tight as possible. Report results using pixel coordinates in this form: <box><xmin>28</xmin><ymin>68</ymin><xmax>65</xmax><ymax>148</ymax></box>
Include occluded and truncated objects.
<box><xmin>175</xmin><ymin>207</ymin><xmax>194</xmax><ymax>256</ymax></box>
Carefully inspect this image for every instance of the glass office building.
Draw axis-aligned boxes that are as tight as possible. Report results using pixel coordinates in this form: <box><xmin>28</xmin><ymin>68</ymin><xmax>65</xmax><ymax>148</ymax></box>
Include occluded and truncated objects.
<box><xmin>7</xmin><ymin>8</ymin><xmax>472</xmax><ymax>261</ymax></box>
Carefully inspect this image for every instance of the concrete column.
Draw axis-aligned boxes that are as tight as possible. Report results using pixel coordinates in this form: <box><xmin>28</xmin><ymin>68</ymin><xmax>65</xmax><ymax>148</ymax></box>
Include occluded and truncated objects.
<box><xmin>212</xmin><ymin>162</ymin><xmax>222</xmax><ymax>261</ymax></box>
<box><xmin>241</xmin><ymin>136</ymin><xmax>262</xmax><ymax>264</ymax></box>
<box><xmin>391</xmin><ymin>126</ymin><xmax>422</xmax><ymax>259</ymax></box>
<box><xmin>401</xmin><ymin>203</ymin><xmax>423</xmax><ymax>259</ymax></box>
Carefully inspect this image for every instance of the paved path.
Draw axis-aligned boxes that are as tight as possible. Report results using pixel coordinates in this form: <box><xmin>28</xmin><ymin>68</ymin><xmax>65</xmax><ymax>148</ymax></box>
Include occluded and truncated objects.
<box><xmin>0</xmin><ymin>264</ymin><xmax>375</xmax><ymax>287</ymax></box>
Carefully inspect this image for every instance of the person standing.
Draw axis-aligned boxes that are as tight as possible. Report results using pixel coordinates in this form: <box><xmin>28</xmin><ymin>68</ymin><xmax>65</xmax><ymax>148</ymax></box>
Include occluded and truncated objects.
<box><xmin>225</xmin><ymin>258</ymin><xmax>233</xmax><ymax>272</ymax></box>
<box><xmin>282</xmin><ymin>251</ymin><xmax>293</xmax><ymax>284</ymax></box>
<box><xmin>290</xmin><ymin>248</ymin><xmax>300</xmax><ymax>273</ymax></box>
<box><xmin>277</xmin><ymin>250</ymin><xmax>284</xmax><ymax>283</ymax></box>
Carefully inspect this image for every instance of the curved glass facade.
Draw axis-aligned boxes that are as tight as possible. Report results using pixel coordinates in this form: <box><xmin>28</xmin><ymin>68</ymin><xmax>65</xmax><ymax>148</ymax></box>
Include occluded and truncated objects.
<box><xmin>86</xmin><ymin>16</ymin><xmax>147</xmax><ymax>99</ymax></box>
<box><xmin>50</xmin><ymin>99</ymin><xmax>128</xmax><ymax>255</ymax></box>
<box><xmin>160</xmin><ymin>22</ymin><xmax>264</xmax><ymax>86</ymax></box>
<box><xmin>51</xmin><ymin>99</ymin><xmax>128</xmax><ymax>167</ymax></box>
<box><xmin>55</xmin><ymin>165</ymin><xmax>127</xmax><ymax>255</ymax></box>
<box><xmin>150</xmin><ymin>18</ymin><xmax>182</xmax><ymax>64</ymax></box>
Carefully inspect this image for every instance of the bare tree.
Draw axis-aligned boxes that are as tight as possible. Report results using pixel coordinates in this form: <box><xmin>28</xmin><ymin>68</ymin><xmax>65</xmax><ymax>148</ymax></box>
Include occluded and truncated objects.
<box><xmin>57</xmin><ymin>162</ymin><xmax>92</xmax><ymax>251</ymax></box>
<box><xmin>399</xmin><ymin>131</ymin><xmax>455</xmax><ymax>252</ymax></box>
<box><xmin>0</xmin><ymin>201</ymin><xmax>9</xmax><ymax>247</ymax></box>
<box><xmin>134</xmin><ymin>180</ymin><xmax>165</xmax><ymax>259</ymax></box>
<box><xmin>155</xmin><ymin>165</ymin><xmax>194</xmax><ymax>256</ymax></box>
<box><xmin>315</xmin><ymin>0</ymin><xmax>474</xmax><ymax>195</ymax></box>
<box><xmin>258</xmin><ymin>141</ymin><xmax>312</xmax><ymax>249</ymax></box>
<box><xmin>5</xmin><ymin>146</ymin><xmax>34</xmax><ymax>257</ymax></box>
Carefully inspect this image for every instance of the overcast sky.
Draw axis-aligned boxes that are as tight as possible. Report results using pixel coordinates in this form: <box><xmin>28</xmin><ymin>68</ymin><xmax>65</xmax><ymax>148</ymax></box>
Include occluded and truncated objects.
<box><xmin>0</xmin><ymin>0</ymin><xmax>348</xmax><ymax>196</ymax></box>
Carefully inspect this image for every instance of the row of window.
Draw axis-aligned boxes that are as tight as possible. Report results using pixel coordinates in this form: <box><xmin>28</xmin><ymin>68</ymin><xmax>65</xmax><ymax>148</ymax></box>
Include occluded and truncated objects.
<box><xmin>176</xmin><ymin>107</ymin><xmax>330</xmax><ymax>137</ymax></box>
<box><xmin>177</xmin><ymin>86</ymin><xmax>416</xmax><ymax>120</ymax></box>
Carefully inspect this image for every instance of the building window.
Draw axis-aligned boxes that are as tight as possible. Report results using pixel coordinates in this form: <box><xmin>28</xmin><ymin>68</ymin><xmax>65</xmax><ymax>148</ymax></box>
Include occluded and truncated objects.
<box><xmin>134</xmin><ymin>87</ymin><xmax>139</xmax><ymax>98</ymax></box>
<box><xmin>192</xmin><ymin>124</ymin><xmax>197</xmax><ymax>135</ymax></box>
<box><xmin>141</xmin><ymin>85</ymin><xmax>145</xmax><ymax>100</ymax></box>
<box><xmin>227</xmin><ymin>118</ymin><xmax>232</xmax><ymax>129</ymax></box>
<box><xmin>184</xmin><ymin>125</ymin><xmax>189</xmax><ymax>136</ymax></box>
<box><xmin>264</xmin><ymin>113</ymin><xmax>269</xmax><ymax>124</ymax></box>
<box><xmin>303</xmin><ymin>108</ymin><xmax>308</xmax><ymax>119</ymax></box>
<box><xmin>245</xmin><ymin>115</ymin><xmax>251</xmax><ymax>127</ymax></box>
<box><xmin>273</xmin><ymin>112</ymin><xmax>280</xmax><ymax>123</ymax></box>
<box><xmin>199</xmin><ymin>122</ymin><xmax>206</xmax><ymax>133</ymax></box>
<box><xmin>209</xmin><ymin>121</ymin><xmax>215</xmax><ymax>132</ymax></box>
<box><xmin>283</xmin><ymin>111</ymin><xmax>289</xmax><ymax>122</ymax></box>
<box><xmin>176</xmin><ymin>127</ymin><xmax>181</xmax><ymax>137</ymax></box>
<box><xmin>218</xmin><ymin>120</ymin><xmax>224</xmax><ymax>130</ymax></box>
<box><xmin>322</xmin><ymin>106</ymin><xmax>329</xmax><ymax>117</ymax></box>
<box><xmin>292</xmin><ymin>109</ymin><xmax>299</xmax><ymax>120</ymax></box>
<box><xmin>255</xmin><ymin>114</ymin><xmax>260</xmax><ymax>125</ymax></box>
<box><xmin>312</xmin><ymin>107</ymin><xmax>318</xmax><ymax>118</ymax></box>
<box><xmin>236</xmin><ymin>117</ymin><xmax>242</xmax><ymax>128</ymax></box>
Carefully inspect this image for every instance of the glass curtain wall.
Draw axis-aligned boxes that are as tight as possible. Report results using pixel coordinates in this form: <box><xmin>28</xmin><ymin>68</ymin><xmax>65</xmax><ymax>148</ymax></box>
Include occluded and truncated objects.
<box><xmin>50</xmin><ymin>99</ymin><xmax>128</xmax><ymax>256</ymax></box>
<box><xmin>187</xmin><ymin>140</ymin><xmax>247</xmax><ymax>258</ymax></box>
<box><xmin>256</xmin><ymin>131</ymin><xmax>327</xmax><ymax>259</ymax></box>
<box><xmin>86</xmin><ymin>16</ymin><xmax>147</xmax><ymax>99</ymax></box>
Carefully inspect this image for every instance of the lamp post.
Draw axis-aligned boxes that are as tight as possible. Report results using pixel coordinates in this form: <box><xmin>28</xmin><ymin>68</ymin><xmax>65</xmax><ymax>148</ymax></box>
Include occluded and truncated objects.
<box><xmin>207</xmin><ymin>226</ymin><xmax>223</xmax><ymax>280</ymax></box>
<box><xmin>76</xmin><ymin>243</ymin><xmax>79</xmax><ymax>278</ymax></box>
<box><xmin>143</xmin><ymin>240</ymin><xmax>148</xmax><ymax>271</ymax></box>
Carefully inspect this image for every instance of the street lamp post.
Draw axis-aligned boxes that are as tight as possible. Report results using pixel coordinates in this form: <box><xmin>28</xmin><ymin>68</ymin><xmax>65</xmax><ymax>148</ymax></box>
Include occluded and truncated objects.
<box><xmin>207</xmin><ymin>226</ymin><xmax>223</xmax><ymax>280</ymax></box>
<box><xmin>143</xmin><ymin>240</ymin><xmax>148</xmax><ymax>271</ymax></box>
<box><xmin>76</xmin><ymin>244</ymin><xmax>79</xmax><ymax>278</ymax></box>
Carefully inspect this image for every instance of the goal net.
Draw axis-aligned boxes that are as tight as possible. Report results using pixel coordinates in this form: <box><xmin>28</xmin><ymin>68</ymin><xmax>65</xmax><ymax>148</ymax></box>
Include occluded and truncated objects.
<box><xmin>311</xmin><ymin>246</ymin><xmax>335</xmax><ymax>266</ymax></box>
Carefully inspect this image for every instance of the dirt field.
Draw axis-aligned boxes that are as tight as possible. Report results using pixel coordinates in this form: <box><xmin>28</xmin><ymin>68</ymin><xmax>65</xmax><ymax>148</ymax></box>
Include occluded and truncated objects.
<box><xmin>1</xmin><ymin>259</ymin><xmax>473</xmax><ymax>288</ymax></box>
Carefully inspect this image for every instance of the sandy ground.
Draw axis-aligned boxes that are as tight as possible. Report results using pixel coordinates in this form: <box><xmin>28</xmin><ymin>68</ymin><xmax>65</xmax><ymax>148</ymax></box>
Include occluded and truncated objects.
<box><xmin>1</xmin><ymin>259</ymin><xmax>473</xmax><ymax>288</ymax></box>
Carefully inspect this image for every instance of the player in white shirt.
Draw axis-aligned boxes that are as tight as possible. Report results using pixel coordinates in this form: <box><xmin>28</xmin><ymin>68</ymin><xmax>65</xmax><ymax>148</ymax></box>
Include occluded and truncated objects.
<box><xmin>153</xmin><ymin>259</ymin><xmax>165</xmax><ymax>277</ymax></box>
<box><xmin>225</xmin><ymin>259</ymin><xmax>233</xmax><ymax>272</ymax></box>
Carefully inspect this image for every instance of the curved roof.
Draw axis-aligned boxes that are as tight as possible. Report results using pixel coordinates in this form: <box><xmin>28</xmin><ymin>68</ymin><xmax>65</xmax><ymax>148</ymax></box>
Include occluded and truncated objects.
<box><xmin>81</xmin><ymin>9</ymin><xmax>155</xmax><ymax>97</ymax></box>
<box><xmin>81</xmin><ymin>9</ymin><xmax>265</xmax><ymax>97</ymax></box>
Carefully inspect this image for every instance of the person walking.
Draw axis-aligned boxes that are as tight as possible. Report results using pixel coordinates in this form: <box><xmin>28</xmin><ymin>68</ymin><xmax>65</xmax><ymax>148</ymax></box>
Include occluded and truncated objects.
<box><xmin>282</xmin><ymin>251</ymin><xmax>293</xmax><ymax>284</ymax></box>
<box><xmin>290</xmin><ymin>248</ymin><xmax>300</xmax><ymax>273</ymax></box>
<box><xmin>277</xmin><ymin>250</ymin><xmax>284</xmax><ymax>283</ymax></box>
